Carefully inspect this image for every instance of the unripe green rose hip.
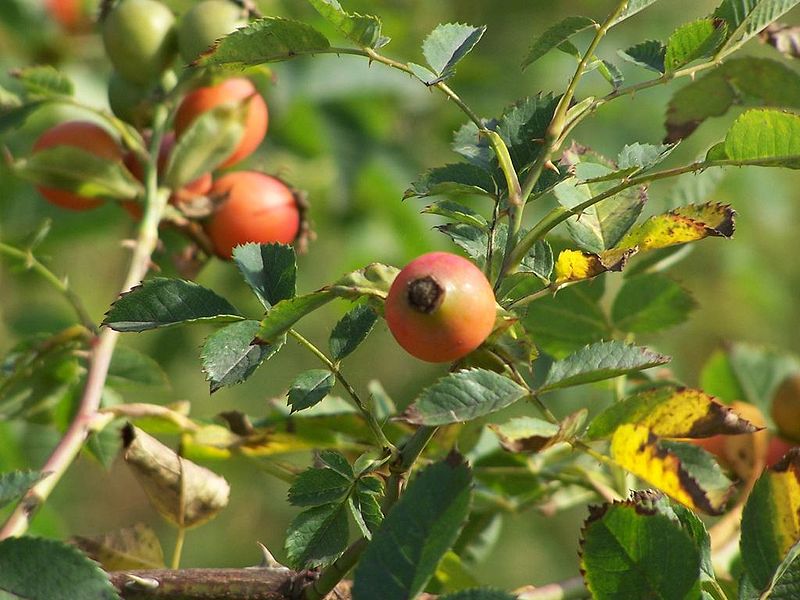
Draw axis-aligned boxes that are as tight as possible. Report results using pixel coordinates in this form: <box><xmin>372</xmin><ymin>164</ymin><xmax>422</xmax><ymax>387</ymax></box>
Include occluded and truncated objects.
<box><xmin>178</xmin><ymin>0</ymin><xmax>247</xmax><ymax>63</ymax></box>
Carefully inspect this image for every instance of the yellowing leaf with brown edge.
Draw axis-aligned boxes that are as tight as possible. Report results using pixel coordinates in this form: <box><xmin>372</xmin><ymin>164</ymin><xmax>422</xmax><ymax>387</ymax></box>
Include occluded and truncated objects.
<box><xmin>615</xmin><ymin>203</ymin><xmax>735</xmax><ymax>252</ymax></box>
<box><xmin>587</xmin><ymin>386</ymin><xmax>761</xmax><ymax>440</ymax></box>
<box><xmin>610</xmin><ymin>424</ymin><xmax>731</xmax><ymax>514</ymax></box>
<box><xmin>71</xmin><ymin>523</ymin><xmax>165</xmax><ymax>570</ymax></box>
<box><xmin>554</xmin><ymin>247</ymin><xmax>635</xmax><ymax>284</ymax></box>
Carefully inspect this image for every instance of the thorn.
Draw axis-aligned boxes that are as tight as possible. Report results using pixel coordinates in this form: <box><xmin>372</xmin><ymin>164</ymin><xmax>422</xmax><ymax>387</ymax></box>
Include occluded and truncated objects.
<box><xmin>256</xmin><ymin>542</ymin><xmax>290</xmax><ymax>570</ymax></box>
<box><xmin>544</xmin><ymin>160</ymin><xmax>560</xmax><ymax>174</ymax></box>
<box><xmin>124</xmin><ymin>574</ymin><xmax>159</xmax><ymax>590</ymax></box>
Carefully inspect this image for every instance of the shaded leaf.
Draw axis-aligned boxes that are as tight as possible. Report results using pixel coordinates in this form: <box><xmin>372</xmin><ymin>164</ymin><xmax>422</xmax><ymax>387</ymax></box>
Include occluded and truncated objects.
<box><xmin>288</xmin><ymin>466</ymin><xmax>351</xmax><ymax>507</ymax></box>
<box><xmin>404</xmin><ymin>369</ymin><xmax>529</xmax><ymax>426</ymax></box>
<box><xmin>198</xmin><ymin>17</ymin><xmax>331</xmax><ymax>67</ymax></box>
<box><xmin>612</xmin><ymin>273</ymin><xmax>697</xmax><ymax>333</ymax></box>
<box><xmin>104</xmin><ymin>278</ymin><xmax>243</xmax><ymax>332</ymax></box>
<box><xmin>714</xmin><ymin>0</ymin><xmax>800</xmax><ymax>47</ymax></box>
<box><xmin>452</xmin><ymin>121</ymin><xmax>496</xmax><ymax>171</ymax></box>
<box><xmin>418</xmin><ymin>23</ymin><xmax>486</xmax><ymax>84</ymax></box>
<box><xmin>439</xmin><ymin>590</ymin><xmax>516</xmax><ymax>600</ymax></box>
<box><xmin>285</xmin><ymin>502</ymin><xmax>349</xmax><ymax>569</ymax></box>
<box><xmin>613</xmin><ymin>0</ymin><xmax>663</xmax><ymax>25</ymax></box>
<box><xmin>352</xmin><ymin>455</ymin><xmax>472</xmax><ymax>600</ymax></box>
<box><xmin>202</xmin><ymin>320</ymin><xmax>284</xmax><ymax>392</ymax></box>
<box><xmin>406</xmin><ymin>163</ymin><xmax>496</xmax><ymax>200</ymax></box>
<box><xmin>0</xmin><ymin>470</ymin><xmax>46</xmax><ymax>510</ymax></box>
<box><xmin>0</xmin><ymin>537</ymin><xmax>119</xmax><ymax>600</ymax></box>
<box><xmin>71</xmin><ymin>523</ymin><xmax>165</xmax><ymax>571</ymax></box>
<box><xmin>587</xmin><ymin>385</ymin><xmax>760</xmax><ymax>439</ymax></box>
<box><xmin>306</xmin><ymin>0</ymin><xmax>387</xmax><ymax>49</ymax></box>
<box><xmin>329</xmin><ymin>304</ymin><xmax>378</xmax><ymax>363</ymax></box>
<box><xmin>619</xmin><ymin>40</ymin><xmax>666</xmax><ymax>73</ymax></box>
<box><xmin>422</xmin><ymin>200</ymin><xmax>490</xmax><ymax>230</ymax></box>
<box><xmin>522</xmin><ymin>16</ymin><xmax>597</xmax><ymax>69</ymax></box>
<box><xmin>490</xmin><ymin>411</ymin><xmax>586</xmax><ymax>454</ymax></box>
<box><xmin>496</xmin><ymin>94</ymin><xmax>560</xmax><ymax>177</ymax></box>
<box><xmin>540</xmin><ymin>341</ymin><xmax>670</xmax><ymax>392</ymax></box>
<box><xmin>107</xmin><ymin>346</ymin><xmax>169</xmax><ymax>388</ymax></box>
<box><xmin>233</xmin><ymin>243</ymin><xmax>296</xmax><ymax>309</ymax></box>
<box><xmin>287</xmin><ymin>369</ymin><xmax>336</xmax><ymax>413</ymax></box>
<box><xmin>436</xmin><ymin>222</ymin><xmax>488</xmax><ymax>264</ymax></box>
<box><xmin>12</xmin><ymin>65</ymin><xmax>73</xmax><ymax>98</ymax></box>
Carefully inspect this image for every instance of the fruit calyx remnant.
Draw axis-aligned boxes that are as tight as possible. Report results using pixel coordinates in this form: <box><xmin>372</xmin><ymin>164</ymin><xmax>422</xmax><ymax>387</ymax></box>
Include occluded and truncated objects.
<box><xmin>407</xmin><ymin>276</ymin><xmax>444</xmax><ymax>314</ymax></box>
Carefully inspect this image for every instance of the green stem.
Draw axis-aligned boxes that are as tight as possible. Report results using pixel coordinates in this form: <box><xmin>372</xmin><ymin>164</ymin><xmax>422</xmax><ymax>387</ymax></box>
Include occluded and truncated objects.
<box><xmin>302</xmin><ymin>537</ymin><xmax>368</xmax><ymax>600</ymax></box>
<box><xmin>0</xmin><ymin>242</ymin><xmax>98</xmax><ymax>333</ymax></box>
<box><xmin>288</xmin><ymin>329</ymin><xmax>394</xmax><ymax>452</ymax></box>
<box><xmin>171</xmin><ymin>526</ymin><xmax>186</xmax><ymax>570</ymax></box>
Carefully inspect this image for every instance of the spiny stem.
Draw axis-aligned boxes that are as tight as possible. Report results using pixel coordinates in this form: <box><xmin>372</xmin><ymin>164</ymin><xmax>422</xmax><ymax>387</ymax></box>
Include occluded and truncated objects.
<box><xmin>288</xmin><ymin>329</ymin><xmax>395</xmax><ymax>452</ymax></box>
<box><xmin>0</xmin><ymin>105</ymin><xmax>171</xmax><ymax>540</ymax></box>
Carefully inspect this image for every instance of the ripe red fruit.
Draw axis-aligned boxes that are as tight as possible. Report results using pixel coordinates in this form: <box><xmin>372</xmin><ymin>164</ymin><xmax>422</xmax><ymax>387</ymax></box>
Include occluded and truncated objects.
<box><xmin>174</xmin><ymin>78</ymin><xmax>268</xmax><ymax>168</ymax></box>
<box><xmin>47</xmin><ymin>0</ymin><xmax>85</xmax><ymax>30</ymax></box>
<box><xmin>32</xmin><ymin>121</ymin><xmax>122</xmax><ymax>210</ymax></box>
<box><xmin>205</xmin><ymin>172</ymin><xmax>300</xmax><ymax>259</ymax></box>
<box><xmin>385</xmin><ymin>252</ymin><xmax>496</xmax><ymax>363</ymax></box>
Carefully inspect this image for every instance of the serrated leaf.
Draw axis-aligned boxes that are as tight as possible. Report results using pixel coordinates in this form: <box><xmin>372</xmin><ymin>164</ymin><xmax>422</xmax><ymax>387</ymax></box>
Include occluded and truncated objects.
<box><xmin>405</xmin><ymin>163</ymin><xmax>496</xmax><ymax>200</ymax></box>
<box><xmin>521</xmin><ymin>279</ymin><xmax>610</xmax><ymax>357</ymax></box>
<box><xmin>421</xmin><ymin>200</ymin><xmax>490</xmax><ymax>230</ymax></box>
<box><xmin>103</xmin><ymin>278</ymin><xmax>243</xmax><ymax>332</ymax></box>
<box><xmin>587</xmin><ymin>385</ymin><xmax>760</xmax><ymax>440</ymax></box>
<box><xmin>521</xmin><ymin>16</ymin><xmax>597</xmax><ymax>69</ymax></box>
<box><xmin>13</xmin><ymin>65</ymin><xmax>73</xmax><ymax>98</ymax></box>
<box><xmin>496</xmin><ymin>94</ymin><xmax>560</xmax><ymax>177</ymax></box>
<box><xmin>540</xmin><ymin>341</ymin><xmax>669</xmax><ymax>392</ymax></box>
<box><xmin>107</xmin><ymin>346</ymin><xmax>169</xmax><ymax>388</ymax></box>
<box><xmin>662</xmin><ymin>440</ymin><xmax>735</xmax><ymax>512</ymax></box>
<box><xmin>404</xmin><ymin>369</ymin><xmax>529</xmax><ymax>426</ymax></box>
<box><xmin>287</xmin><ymin>369</ymin><xmax>336</xmax><ymax>413</ymax></box>
<box><xmin>610</xmin><ymin>424</ymin><xmax>731</xmax><ymax>514</ymax></box>
<box><xmin>452</xmin><ymin>121</ymin><xmax>495</xmax><ymax>171</ymax></box>
<box><xmin>0</xmin><ymin>537</ymin><xmax>119</xmax><ymax>600</ymax></box>
<box><xmin>288</xmin><ymin>466</ymin><xmax>352</xmax><ymax>507</ymax></box>
<box><xmin>596</xmin><ymin>59</ymin><xmax>624</xmax><ymax>89</ymax></box>
<box><xmin>164</xmin><ymin>101</ymin><xmax>247</xmax><ymax>188</ymax></box>
<box><xmin>619</xmin><ymin>40</ymin><xmax>666</xmax><ymax>73</ymax></box>
<box><xmin>351</xmin><ymin>477</ymin><xmax>384</xmax><ymax>539</ymax></box>
<box><xmin>419</xmin><ymin>23</ymin><xmax>486</xmax><ymax>84</ymax></box>
<box><xmin>436</xmin><ymin>223</ymin><xmax>488</xmax><ymax>264</ymax></box>
<box><xmin>723</xmin><ymin>109</ymin><xmax>800</xmax><ymax>167</ymax></box>
<box><xmin>612</xmin><ymin>273</ymin><xmax>697</xmax><ymax>333</ymax></box>
<box><xmin>233</xmin><ymin>243</ymin><xmax>296</xmax><ymax>309</ymax></box>
<box><xmin>665</xmin><ymin>57</ymin><xmax>800</xmax><ymax>142</ymax></box>
<box><xmin>488</xmin><ymin>417</ymin><xmax>560</xmax><ymax>454</ymax></box>
<box><xmin>519</xmin><ymin>239</ymin><xmax>554</xmax><ymax>281</ymax></box>
<box><xmin>199</xmin><ymin>17</ymin><xmax>330</xmax><ymax>67</ymax></box>
<box><xmin>329</xmin><ymin>304</ymin><xmax>377</xmax><ymax>363</ymax></box>
<box><xmin>255</xmin><ymin>291</ymin><xmax>334</xmax><ymax>343</ymax></box>
<box><xmin>285</xmin><ymin>502</ymin><xmax>349</xmax><ymax>569</ymax></box>
<box><xmin>0</xmin><ymin>470</ymin><xmax>46</xmax><ymax>510</ymax></box>
<box><xmin>329</xmin><ymin>263</ymin><xmax>399</xmax><ymax>303</ymax></box>
<box><xmin>201</xmin><ymin>320</ymin><xmax>284</xmax><ymax>392</ymax></box>
<box><xmin>71</xmin><ymin>523</ymin><xmax>165</xmax><ymax>571</ymax></box>
<box><xmin>759</xmin><ymin>538</ymin><xmax>800</xmax><ymax>599</ymax></box>
<box><xmin>14</xmin><ymin>146</ymin><xmax>143</xmax><ymax>201</ymax></box>
<box><xmin>306</xmin><ymin>0</ymin><xmax>387</xmax><ymax>49</ymax></box>
<box><xmin>554</xmin><ymin>247</ymin><xmax>636</xmax><ymax>285</ymax></box>
<box><xmin>352</xmin><ymin>455</ymin><xmax>472</xmax><ymax>600</ymax></box>
<box><xmin>613</xmin><ymin>0</ymin><xmax>663</xmax><ymax>25</ymax></box>
<box><xmin>580</xmin><ymin>500</ymin><xmax>702</xmax><ymax>600</ymax></box>
<box><xmin>617</xmin><ymin>143</ymin><xmax>676</xmax><ymax>173</ymax></box>
<box><xmin>714</xmin><ymin>0</ymin><xmax>800</xmax><ymax>47</ymax></box>
<box><xmin>740</xmin><ymin>450</ymin><xmax>800</xmax><ymax>591</ymax></box>
<box><xmin>318</xmin><ymin>449</ymin><xmax>354</xmax><ymax>478</ymax></box>
<box><xmin>665</xmin><ymin>19</ymin><xmax>727</xmax><ymax>72</ymax></box>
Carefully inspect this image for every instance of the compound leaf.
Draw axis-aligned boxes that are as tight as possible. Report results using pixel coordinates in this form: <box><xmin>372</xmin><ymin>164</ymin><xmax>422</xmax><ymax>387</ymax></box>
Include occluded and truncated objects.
<box><xmin>233</xmin><ymin>243</ymin><xmax>296</xmax><ymax>309</ymax></box>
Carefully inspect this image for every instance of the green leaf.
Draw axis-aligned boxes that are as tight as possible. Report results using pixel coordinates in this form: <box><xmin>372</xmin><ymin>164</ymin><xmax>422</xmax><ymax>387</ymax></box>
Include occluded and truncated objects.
<box><xmin>452</xmin><ymin>121</ymin><xmax>494</xmax><ymax>171</ymax></box>
<box><xmin>329</xmin><ymin>263</ymin><xmax>399</xmax><ymax>303</ymax></box>
<box><xmin>233</xmin><ymin>243</ymin><xmax>296</xmax><ymax>309</ymax></box>
<box><xmin>103</xmin><ymin>278</ymin><xmax>243</xmax><ymax>332</ymax></box>
<box><xmin>665</xmin><ymin>57</ymin><xmax>800</xmax><ymax>142</ymax></box>
<box><xmin>329</xmin><ymin>304</ymin><xmax>378</xmax><ymax>363</ymax></box>
<box><xmin>305</xmin><ymin>0</ymin><xmax>388</xmax><ymax>49</ymax></box>
<box><xmin>617</xmin><ymin>143</ymin><xmax>676</xmax><ymax>174</ymax></box>
<box><xmin>418</xmin><ymin>23</ymin><xmax>486</xmax><ymax>84</ymax></box>
<box><xmin>0</xmin><ymin>537</ymin><xmax>119</xmax><ymax>599</ymax></box>
<box><xmin>760</xmin><ymin>539</ymin><xmax>800</xmax><ymax>599</ymax></box>
<box><xmin>107</xmin><ymin>346</ymin><xmax>169</xmax><ymax>388</ymax></box>
<box><xmin>439</xmin><ymin>590</ymin><xmax>517</xmax><ymax>600</ymax></box>
<box><xmin>519</xmin><ymin>239</ymin><xmax>554</xmax><ymax>281</ymax></box>
<box><xmin>723</xmin><ymin>109</ymin><xmax>800</xmax><ymax>167</ymax></box>
<box><xmin>521</xmin><ymin>279</ymin><xmax>610</xmax><ymax>357</ymax></box>
<box><xmin>201</xmin><ymin>320</ymin><xmax>284</xmax><ymax>393</ymax></box>
<box><xmin>255</xmin><ymin>291</ymin><xmax>334</xmax><ymax>343</ymax></box>
<box><xmin>405</xmin><ymin>164</ymin><xmax>496</xmax><ymax>200</ymax></box>
<box><xmin>436</xmin><ymin>223</ymin><xmax>488</xmax><ymax>265</ymax></box>
<box><xmin>554</xmin><ymin>161</ymin><xmax>645</xmax><ymax>253</ymax></box>
<box><xmin>350</xmin><ymin>477</ymin><xmax>384</xmax><ymax>538</ymax></box>
<box><xmin>495</xmin><ymin>94</ymin><xmax>560</xmax><ymax>178</ymax></box>
<box><xmin>71</xmin><ymin>523</ymin><xmax>165</xmax><ymax>571</ymax></box>
<box><xmin>14</xmin><ymin>146</ymin><xmax>143</xmax><ymax>201</ymax></box>
<box><xmin>288</xmin><ymin>466</ymin><xmax>352</xmax><ymax>507</ymax></box>
<box><xmin>285</xmin><ymin>502</ymin><xmax>349</xmax><ymax>569</ymax></box>
<box><xmin>453</xmin><ymin>513</ymin><xmax>503</xmax><ymax>565</ymax></box>
<box><xmin>198</xmin><ymin>17</ymin><xmax>331</xmax><ymax>67</ymax></box>
<box><xmin>404</xmin><ymin>369</ymin><xmax>529</xmax><ymax>426</ymax></box>
<box><xmin>318</xmin><ymin>450</ymin><xmax>354</xmax><ymax>479</ymax></box>
<box><xmin>521</xmin><ymin>16</ymin><xmax>597</xmax><ymax>69</ymax></box>
<box><xmin>580</xmin><ymin>501</ymin><xmax>702</xmax><ymax>600</ymax></box>
<box><xmin>619</xmin><ymin>40</ymin><xmax>666</xmax><ymax>73</ymax></box>
<box><xmin>352</xmin><ymin>454</ymin><xmax>472</xmax><ymax>600</ymax></box>
<box><xmin>612</xmin><ymin>273</ymin><xmax>697</xmax><ymax>333</ymax></box>
<box><xmin>613</xmin><ymin>0</ymin><xmax>663</xmax><ymax>25</ymax></box>
<box><xmin>0</xmin><ymin>470</ymin><xmax>46</xmax><ymax>510</ymax></box>
<box><xmin>714</xmin><ymin>0</ymin><xmax>800</xmax><ymax>47</ymax></box>
<box><xmin>13</xmin><ymin>65</ymin><xmax>73</xmax><ymax>98</ymax></box>
<box><xmin>661</xmin><ymin>441</ymin><xmax>735</xmax><ymax>510</ymax></box>
<box><xmin>164</xmin><ymin>101</ymin><xmax>247</xmax><ymax>188</ymax></box>
<box><xmin>664</xmin><ymin>19</ymin><xmax>727</xmax><ymax>72</ymax></box>
<box><xmin>0</xmin><ymin>100</ymin><xmax>44</xmax><ymax>134</ymax></box>
<box><xmin>287</xmin><ymin>369</ymin><xmax>336</xmax><ymax>413</ymax></box>
<box><xmin>724</xmin><ymin>343</ymin><xmax>800</xmax><ymax>416</ymax></box>
<box><xmin>421</xmin><ymin>200</ymin><xmax>490</xmax><ymax>230</ymax></box>
<box><xmin>540</xmin><ymin>341</ymin><xmax>670</xmax><ymax>392</ymax></box>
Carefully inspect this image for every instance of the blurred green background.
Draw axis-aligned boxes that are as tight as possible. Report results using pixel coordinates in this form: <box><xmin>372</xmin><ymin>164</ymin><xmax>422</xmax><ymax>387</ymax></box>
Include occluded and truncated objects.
<box><xmin>2</xmin><ymin>0</ymin><xmax>800</xmax><ymax>589</ymax></box>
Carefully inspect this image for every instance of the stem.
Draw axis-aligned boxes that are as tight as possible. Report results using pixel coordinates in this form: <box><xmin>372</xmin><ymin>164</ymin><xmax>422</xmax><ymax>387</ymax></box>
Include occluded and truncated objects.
<box><xmin>0</xmin><ymin>105</ymin><xmax>171</xmax><ymax>540</ymax></box>
<box><xmin>0</xmin><ymin>242</ymin><xmax>98</xmax><ymax>334</ymax></box>
<box><xmin>302</xmin><ymin>537</ymin><xmax>368</xmax><ymax>600</ymax></box>
<box><xmin>516</xmin><ymin>576</ymin><xmax>588</xmax><ymax>600</ymax></box>
<box><xmin>288</xmin><ymin>329</ymin><xmax>394</xmax><ymax>452</ymax></box>
<box><xmin>171</xmin><ymin>527</ymin><xmax>186</xmax><ymax>570</ymax></box>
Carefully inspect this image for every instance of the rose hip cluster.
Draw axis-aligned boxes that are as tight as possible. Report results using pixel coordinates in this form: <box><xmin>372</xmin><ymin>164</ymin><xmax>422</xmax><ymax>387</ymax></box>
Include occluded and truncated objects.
<box><xmin>33</xmin><ymin>0</ymin><xmax>301</xmax><ymax>260</ymax></box>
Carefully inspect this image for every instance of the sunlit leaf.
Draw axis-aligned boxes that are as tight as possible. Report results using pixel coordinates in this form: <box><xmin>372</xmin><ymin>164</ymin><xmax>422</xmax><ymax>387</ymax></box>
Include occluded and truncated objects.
<box><xmin>285</xmin><ymin>502</ymin><xmax>349</xmax><ymax>569</ymax></box>
<box><xmin>664</xmin><ymin>19</ymin><xmax>727</xmax><ymax>72</ymax></box>
<box><xmin>615</xmin><ymin>203</ymin><xmax>735</xmax><ymax>252</ymax></box>
<box><xmin>613</xmin><ymin>0</ymin><xmax>663</xmax><ymax>25</ymax></box>
<box><xmin>306</xmin><ymin>0</ymin><xmax>388</xmax><ymax>48</ymax></box>
<box><xmin>554</xmin><ymin>247</ymin><xmax>636</xmax><ymax>284</ymax></box>
<box><xmin>255</xmin><ymin>291</ymin><xmax>334</xmax><ymax>343</ymax></box>
<box><xmin>421</xmin><ymin>200</ymin><xmax>490</xmax><ymax>230</ymax></box>
<box><xmin>722</xmin><ymin>109</ymin><xmax>800</xmax><ymax>167</ymax></box>
<box><xmin>287</xmin><ymin>369</ymin><xmax>336</xmax><ymax>413</ymax></box>
<box><xmin>329</xmin><ymin>304</ymin><xmax>378</xmax><ymax>363</ymax></box>
<box><xmin>233</xmin><ymin>243</ymin><xmax>296</xmax><ymax>309</ymax></box>
<box><xmin>417</xmin><ymin>23</ymin><xmax>486</xmax><ymax>84</ymax></box>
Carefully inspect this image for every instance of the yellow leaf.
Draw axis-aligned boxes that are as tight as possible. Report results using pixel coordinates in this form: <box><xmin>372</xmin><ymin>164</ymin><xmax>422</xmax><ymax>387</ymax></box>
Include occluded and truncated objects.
<box><xmin>610</xmin><ymin>424</ymin><xmax>729</xmax><ymax>514</ymax></box>
<box><xmin>766</xmin><ymin>455</ymin><xmax>800</xmax><ymax>557</ymax></box>
<box><xmin>554</xmin><ymin>248</ymin><xmax>634</xmax><ymax>284</ymax></box>
<box><xmin>616</xmin><ymin>203</ymin><xmax>735</xmax><ymax>252</ymax></box>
